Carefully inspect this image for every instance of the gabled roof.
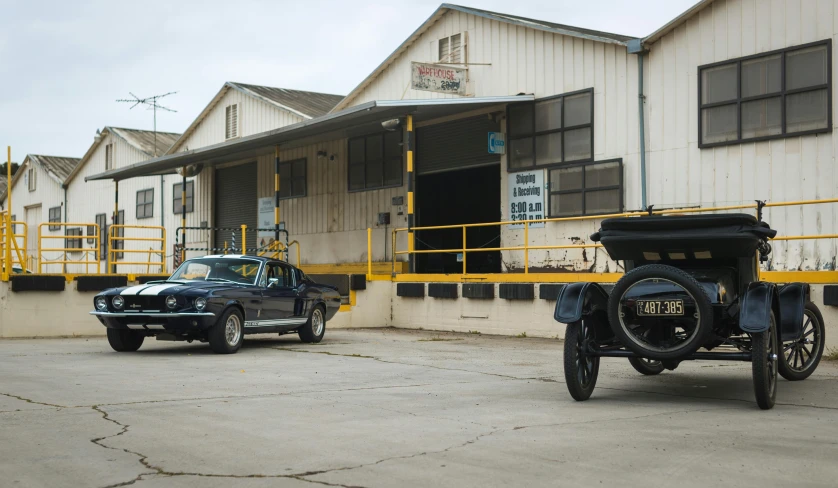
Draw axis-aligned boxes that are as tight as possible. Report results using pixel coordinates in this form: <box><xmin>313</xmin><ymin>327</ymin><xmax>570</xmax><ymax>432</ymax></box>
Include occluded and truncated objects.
<box><xmin>332</xmin><ymin>3</ymin><xmax>637</xmax><ymax>112</ymax></box>
<box><xmin>0</xmin><ymin>175</ymin><xmax>7</xmax><ymax>204</ymax></box>
<box><xmin>1</xmin><ymin>154</ymin><xmax>81</xmax><ymax>199</ymax></box>
<box><xmin>64</xmin><ymin>126</ymin><xmax>182</xmax><ymax>185</ymax></box>
<box><xmin>167</xmin><ymin>82</ymin><xmax>344</xmax><ymax>154</ymax></box>
<box><xmin>642</xmin><ymin>0</ymin><xmax>714</xmax><ymax>45</ymax></box>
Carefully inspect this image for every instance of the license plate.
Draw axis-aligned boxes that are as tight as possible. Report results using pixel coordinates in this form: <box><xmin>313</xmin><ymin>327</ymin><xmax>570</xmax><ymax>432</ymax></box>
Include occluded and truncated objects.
<box><xmin>635</xmin><ymin>299</ymin><xmax>684</xmax><ymax>316</ymax></box>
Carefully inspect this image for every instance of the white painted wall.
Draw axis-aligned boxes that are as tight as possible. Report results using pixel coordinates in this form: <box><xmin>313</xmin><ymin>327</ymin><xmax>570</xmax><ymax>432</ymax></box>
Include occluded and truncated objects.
<box><xmin>644</xmin><ymin>0</ymin><xmax>838</xmax><ymax>271</ymax></box>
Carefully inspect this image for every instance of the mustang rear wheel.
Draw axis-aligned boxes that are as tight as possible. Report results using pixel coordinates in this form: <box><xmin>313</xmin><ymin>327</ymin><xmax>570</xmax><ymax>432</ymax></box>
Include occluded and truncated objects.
<box><xmin>607</xmin><ymin>264</ymin><xmax>714</xmax><ymax>361</ymax></box>
<box><xmin>563</xmin><ymin>320</ymin><xmax>599</xmax><ymax>401</ymax></box>
<box><xmin>752</xmin><ymin>312</ymin><xmax>778</xmax><ymax>410</ymax></box>
<box><xmin>298</xmin><ymin>305</ymin><xmax>326</xmax><ymax>343</ymax></box>
<box><xmin>107</xmin><ymin>329</ymin><xmax>144</xmax><ymax>352</ymax></box>
<box><xmin>208</xmin><ymin>308</ymin><xmax>244</xmax><ymax>354</ymax></box>
<box><xmin>628</xmin><ymin>357</ymin><xmax>665</xmax><ymax>375</ymax></box>
<box><xmin>778</xmin><ymin>302</ymin><xmax>825</xmax><ymax>381</ymax></box>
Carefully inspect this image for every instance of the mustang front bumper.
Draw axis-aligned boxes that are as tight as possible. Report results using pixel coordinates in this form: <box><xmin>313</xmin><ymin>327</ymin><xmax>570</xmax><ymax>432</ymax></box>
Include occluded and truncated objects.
<box><xmin>90</xmin><ymin>311</ymin><xmax>217</xmax><ymax>331</ymax></box>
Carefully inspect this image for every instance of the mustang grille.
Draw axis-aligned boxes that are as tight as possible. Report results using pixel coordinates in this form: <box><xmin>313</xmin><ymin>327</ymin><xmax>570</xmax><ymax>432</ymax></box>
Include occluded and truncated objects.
<box><xmin>122</xmin><ymin>296</ymin><xmax>165</xmax><ymax>311</ymax></box>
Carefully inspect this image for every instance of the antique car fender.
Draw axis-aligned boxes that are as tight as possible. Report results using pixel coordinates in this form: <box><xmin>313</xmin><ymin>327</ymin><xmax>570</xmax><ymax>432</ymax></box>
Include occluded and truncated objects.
<box><xmin>777</xmin><ymin>283</ymin><xmax>809</xmax><ymax>341</ymax></box>
<box><xmin>739</xmin><ymin>282</ymin><xmax>780</xmax><ymax>333</ymax></box>
<box><xmin>554</xmin><ymin>282</ymin><xmax>609</xmax><ymax>324</ymax></box>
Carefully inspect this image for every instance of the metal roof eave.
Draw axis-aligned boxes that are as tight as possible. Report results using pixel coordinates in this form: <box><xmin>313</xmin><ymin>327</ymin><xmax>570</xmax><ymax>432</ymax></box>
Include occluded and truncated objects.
<box><xmin>85</xmin><ymin>95</ymin><xmax>534</xmax><ymax>182</ymax></box>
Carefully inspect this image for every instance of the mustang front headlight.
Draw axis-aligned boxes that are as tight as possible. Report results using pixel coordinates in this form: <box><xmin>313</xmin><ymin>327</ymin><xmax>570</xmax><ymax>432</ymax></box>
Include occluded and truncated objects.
<box><xmin>95</xmin><ymin>296</ymin><xmax>108</xmax><ymax>311</ymax></box>
<box><xmin>194</xmin><ymin>297</ymin><xmax>207</xmax><ymax>311</ymax></box>
<box><xmin>112</xmin><ymin>296</ymin><xmax>124</xmax><ymax>309</ymax></box>
<box><xmin>166</xmin><ymin>295</ymin><xmax>178</xmax><ymax>309</ymax></box>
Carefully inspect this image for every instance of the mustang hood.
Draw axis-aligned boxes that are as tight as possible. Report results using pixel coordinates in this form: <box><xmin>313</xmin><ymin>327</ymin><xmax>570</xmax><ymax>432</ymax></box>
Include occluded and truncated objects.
<box><xmin>116</xmin><ymin>281</ymin><xmax>247</xmax><ymax>296</ymax></box>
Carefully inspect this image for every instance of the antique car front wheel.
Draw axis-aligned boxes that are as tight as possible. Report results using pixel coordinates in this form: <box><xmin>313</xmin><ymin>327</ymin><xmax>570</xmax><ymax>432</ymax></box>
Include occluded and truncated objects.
<box><xmin>298</xmin><ymin>305</ymin><xmax>326</xmax><ymax>344</ymax></box>
<box><xmin>778</xmin><ymin>302</ymin><xmax>825</xmax><ymax>381</ymax></box>
<box><xmin>208</xmin><ymin>308</ymin><xmax>244</xmax><ymax>354</ymax></box>
<box><xmin>628</xmin><ymin>357</ymin><xmax>665</xmax><ymax>375</ymax></box>
<box><xmin>752</xmin><ymin>312</ymin><xmax>778</xmax><ymax>410</ymax></box>
<box><xmin>563</xmin><ymin>320</ymin><xmax>600</xmax><ymax>401</ymax></box>
<box><xmin>107</xmin><ymin>328</ymin><xmax>144</xmax><ymax>352</ymax></box>
<box><xmin>608</xmin><ymin>264</ymin><xmax>714</xmax><ymax>361</ymax></box>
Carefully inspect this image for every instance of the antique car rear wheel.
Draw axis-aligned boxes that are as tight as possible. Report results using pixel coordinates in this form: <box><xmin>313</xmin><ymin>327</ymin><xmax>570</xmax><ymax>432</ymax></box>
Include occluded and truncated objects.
<box><xmin>628</xmin><ymin>357</ymin><xmax>665</xmax><ymax>375</ymax></box>
<box><xmin>298</xmin><ymin>305</ymin><xmax>326</xmax><ymax>344</ymax></box>
<box><xmin>563</xmin><ymin>320</ymin><xmax>600</xmax><ymax>401</ymax></box>
<box><xmin>208</xmin><ymin>308</ymin><xmax>244</xmax><ymax>354</ymax></box>
<box><xmin>778</xmin><ymin>302</ymin><xmax>825</xmax><ymax>381</ymax></box>
<box><xmin>107</xmin><ymin>329</ymin><xmax>144</xmax><ymax>352</ymax></box>
<box><xmin>752</xmin><ymin>312</ymin><xmax>778</xmax><ymax>410</ymax></box>
<box><xmin>608</xmin><ymin>264</ymin><xmax>714</xmax><ymax>361</ymax></box>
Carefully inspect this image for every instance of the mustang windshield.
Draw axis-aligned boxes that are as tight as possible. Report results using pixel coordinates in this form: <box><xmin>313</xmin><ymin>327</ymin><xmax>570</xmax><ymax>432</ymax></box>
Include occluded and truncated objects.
<box><xmin>170</xmin><ymin>258</ymin><xmax>261</xmax><ymax>285</ymax></box>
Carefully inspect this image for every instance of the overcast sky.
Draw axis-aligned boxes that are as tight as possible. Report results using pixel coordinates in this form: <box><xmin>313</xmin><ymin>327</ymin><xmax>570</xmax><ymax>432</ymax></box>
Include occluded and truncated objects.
<box><xmin>0</xmin><ymin>0</ymin><xmax>696</xmax><ymax>164</ymax></box>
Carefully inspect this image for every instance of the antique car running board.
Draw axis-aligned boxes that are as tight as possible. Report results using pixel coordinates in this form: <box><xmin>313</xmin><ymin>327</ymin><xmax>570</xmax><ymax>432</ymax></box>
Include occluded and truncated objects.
<box><xmin>590</xmin><ymin>349</ymin><xmax>753</xmax><ymax>362</ymax></box>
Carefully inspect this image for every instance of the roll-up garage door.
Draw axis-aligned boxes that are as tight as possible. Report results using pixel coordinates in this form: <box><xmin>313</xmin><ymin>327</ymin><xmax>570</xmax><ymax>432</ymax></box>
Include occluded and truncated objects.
<box><xmin>214</xmin><ymin>162</ymin><xmax>257</xmax><ymax>253</ymax></box>
<box><xmin>415</xmin><ymin>115</ymin><xmax>500</xmax><ymax>175</ymax></box>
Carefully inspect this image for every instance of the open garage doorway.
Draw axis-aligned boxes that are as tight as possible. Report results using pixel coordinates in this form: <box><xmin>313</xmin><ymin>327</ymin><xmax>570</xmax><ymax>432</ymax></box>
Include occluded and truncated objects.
<box><xmin>415</xmin><ymin>115</ymin><xmax>501</xmax><ymax>274</ymax></box>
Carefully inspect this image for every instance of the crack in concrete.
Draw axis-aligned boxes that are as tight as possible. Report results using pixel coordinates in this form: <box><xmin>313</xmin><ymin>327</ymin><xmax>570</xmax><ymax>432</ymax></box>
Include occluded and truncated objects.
<box><xmin>0</xmin><ymin>391</ymin><xmax>66</xmax><ymax>409</ymax></box>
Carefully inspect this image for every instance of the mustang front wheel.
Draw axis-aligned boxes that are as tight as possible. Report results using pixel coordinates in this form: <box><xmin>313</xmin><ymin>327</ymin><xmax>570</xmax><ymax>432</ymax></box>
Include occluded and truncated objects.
<box><xmin>778</xmin><ymin>302</ymin><xmax>825</xmax><ymax>381</ymax></box>
<box><xmin>563</xmin><ymin>320</ymin><xmax>600</xmax><ymax>401</ymax></box>
<box><xmin>107</xmin><ymin>329</ymin><xmax>144</xmax><ymax>352</ymax></box>
<box><xmin>751</xmin><ymin>312</ymin><xmax>778</xmax><ymax>410</ymax></box>
<box><xmin>208</xmin><ymin>308</ymin><xmax>244</xmax><ymax>354</ymax></box>
<box><xmin>298</xmin><ymin>305</ymin><xmax>326</xmax><ymax>343</ymax></box>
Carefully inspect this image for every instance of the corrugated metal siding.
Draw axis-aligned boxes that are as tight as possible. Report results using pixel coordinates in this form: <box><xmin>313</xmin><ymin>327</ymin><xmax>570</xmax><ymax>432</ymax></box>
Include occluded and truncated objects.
<box><xmin>339</xmin><ymin>9</ymin><xmax>637</xmax><ymax>271</ymax></box>
<box><xmin>416</xmin><ymin>115</ymin><xmax>500</xmax><ymax>174</ymax></box>
<box><xmin>645</xmin><ymin>0</ymin><xmax>838</xmax><ymax>271</ymax></box>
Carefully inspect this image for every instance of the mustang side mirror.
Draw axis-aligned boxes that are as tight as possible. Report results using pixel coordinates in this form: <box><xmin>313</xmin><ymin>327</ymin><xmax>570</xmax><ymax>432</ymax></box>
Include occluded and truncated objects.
<box><xmin>267</xmin><ymin>278</ymin><xmax>279</xmax><ymax>289</ymax></box>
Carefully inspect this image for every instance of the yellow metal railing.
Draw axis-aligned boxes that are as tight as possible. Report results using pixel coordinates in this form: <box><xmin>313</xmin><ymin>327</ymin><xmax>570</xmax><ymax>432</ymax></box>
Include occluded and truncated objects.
<box><xmin>0</xmin><ymin>214</ymin><xmax>28</xmax><ymax>274</ymax></box>
<box><xmin>107</xmin><ymin>225</ymin><xmax>166</xmax><ymax>274</ymax></box>
<box><xmin>38</xmin><ymin>222</ymin><xmax>100</xmax><ymax>274</ymax></box>
<box><xmin>386</xmin><ymin>198</ymin><xmax>838</xmax><ymax>276</ymax></box>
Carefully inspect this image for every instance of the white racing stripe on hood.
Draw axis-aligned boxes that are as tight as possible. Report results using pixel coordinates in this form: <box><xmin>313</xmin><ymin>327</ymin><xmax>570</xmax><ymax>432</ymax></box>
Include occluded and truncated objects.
<box><xmin>139</xmin><ymin>284</ymin><xmax>183</xmax><ymax>295</ymax></box>
<box><xmin>120</xmin><ymin>285</ymin><xmax>150</xmax><ymax>295</ymax></box>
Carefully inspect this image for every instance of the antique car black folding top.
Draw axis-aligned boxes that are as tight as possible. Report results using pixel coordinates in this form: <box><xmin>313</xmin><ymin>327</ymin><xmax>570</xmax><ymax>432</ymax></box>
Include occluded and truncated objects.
<box><xmin>591</xmin><ymin>213</ymin><xmax>777</xmax><ymax>261</ymax></box>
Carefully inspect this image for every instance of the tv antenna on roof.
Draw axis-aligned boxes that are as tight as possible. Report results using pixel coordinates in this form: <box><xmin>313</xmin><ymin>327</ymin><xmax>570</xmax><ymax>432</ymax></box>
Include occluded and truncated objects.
<box><xmin>116</xmin><ymin>91</ymin><xmax>177</xmax><ymax>156</ymax></box>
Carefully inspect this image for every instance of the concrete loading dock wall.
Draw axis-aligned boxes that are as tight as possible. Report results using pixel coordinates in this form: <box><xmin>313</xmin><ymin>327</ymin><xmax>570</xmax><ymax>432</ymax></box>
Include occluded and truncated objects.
<box><xmin>3</xmin><ymin>277</ymin><xmax>837</xmax><ymax>351</ymax></box>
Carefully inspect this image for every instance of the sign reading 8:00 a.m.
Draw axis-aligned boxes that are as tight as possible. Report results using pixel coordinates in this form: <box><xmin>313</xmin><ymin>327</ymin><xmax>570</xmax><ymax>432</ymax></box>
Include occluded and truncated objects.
<box><xmin>411</xmin><ymin>62</ymin><xmax>467</xmax><ymax>96</ymax></box>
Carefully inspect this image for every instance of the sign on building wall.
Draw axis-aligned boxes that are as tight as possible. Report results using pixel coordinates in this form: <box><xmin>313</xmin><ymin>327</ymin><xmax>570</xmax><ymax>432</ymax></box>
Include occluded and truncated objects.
<box><xmin>257</xmin><ymin>197</ymin><xmax>275</xmax><ymax>248</ymax></box>
<box><xmin>508</xmin><ymin>170</ymin><xmax>545</xmax><ymax>229</ymax></box>
<box><xmin>488</xmin><ymin>132</ymin><xmax>505</xmax><ymax>154</ymax></box>
<box><xmin>411</xmin><ymin>62</ymin><xmax>467</xmax><ymax>96</ymax></box>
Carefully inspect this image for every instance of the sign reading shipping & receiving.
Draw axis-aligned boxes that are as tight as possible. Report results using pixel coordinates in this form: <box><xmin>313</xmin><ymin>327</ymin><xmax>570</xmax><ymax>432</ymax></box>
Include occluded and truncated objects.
<box><xmin>411</xmin><ymin>62</ymin><xmax>467</xmax><ymax>95</ymax></box>
<box><xmin>488</xmin><ymin>132</ymin><xmax>505</xmax><ymax>154</ymax></box>
<box><xmin>508</xmin><ymin>170</ymin><xmax>545</xmax><ymax>229</ymax></box>
<box><xmin>257</xmin><ymin>197</ymin><xmax>276</xmax><ymax>248</ymax></box>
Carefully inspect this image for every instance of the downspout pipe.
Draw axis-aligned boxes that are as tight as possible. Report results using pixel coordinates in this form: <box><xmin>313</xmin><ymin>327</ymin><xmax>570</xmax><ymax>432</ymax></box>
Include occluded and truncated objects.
<box><xmin>627</xmin><ymin>39</ymin><xmax>649</xmax><ymax>211</ymax></box>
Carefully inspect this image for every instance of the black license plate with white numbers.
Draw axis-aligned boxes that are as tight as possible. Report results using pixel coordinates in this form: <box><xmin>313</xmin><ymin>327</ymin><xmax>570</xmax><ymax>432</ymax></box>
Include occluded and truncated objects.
<box><xmin>635</xmin><ymin>299</ymin><xmax>684</xmax><ymax>316</ymax></box>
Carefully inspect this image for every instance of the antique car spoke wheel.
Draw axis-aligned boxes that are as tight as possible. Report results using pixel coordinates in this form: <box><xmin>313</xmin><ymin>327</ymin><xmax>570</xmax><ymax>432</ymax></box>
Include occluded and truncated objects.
<box><xmin>563</xmin><ymin>320</ymin><xmax>600</xmax><ymax>401</ymax></box>
<box><xmin>778</xmin><ymin>303</ymin><xmax>825</xmax><ymax>381</ymax></box>
<box><xmin>628</xmin><ymin>356</ymin><xmax>665</xmax><ymax>375</ymax></box>
<box><xmin>751</xmin><ymin>312</ymin><xmax>778</xmax><ymax>410</ymax></box>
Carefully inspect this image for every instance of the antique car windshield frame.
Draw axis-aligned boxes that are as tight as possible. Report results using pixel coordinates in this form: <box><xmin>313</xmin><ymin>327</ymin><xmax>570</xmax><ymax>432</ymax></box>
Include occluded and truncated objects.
<box><xmin>169</xmin><ymin>257</ymin><xmax>266</xmax><ymax>286</ymax></box>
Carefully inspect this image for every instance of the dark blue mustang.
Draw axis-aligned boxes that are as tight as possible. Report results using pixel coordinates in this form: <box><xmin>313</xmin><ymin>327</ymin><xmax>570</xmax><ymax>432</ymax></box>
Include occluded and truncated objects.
<box><xmin>91</xmin><ymin>255</ymin><xmax>341</xmax><ymax>354</ymax></box>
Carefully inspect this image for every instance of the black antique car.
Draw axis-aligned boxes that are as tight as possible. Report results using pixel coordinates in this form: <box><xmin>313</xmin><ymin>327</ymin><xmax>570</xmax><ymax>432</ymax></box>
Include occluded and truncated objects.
<box><xmin>554</xmin><ymin>213</ymin><xmax>826</xmax><ymax>409</ymax></box>
<box><xmin>91</xmin><ymin>255</ymin><xmax>341</xmax><ymax>354</ymax></box>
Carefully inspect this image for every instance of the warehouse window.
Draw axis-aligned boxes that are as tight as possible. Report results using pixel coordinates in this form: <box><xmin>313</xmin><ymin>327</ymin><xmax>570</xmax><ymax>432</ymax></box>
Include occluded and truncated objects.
<box><xmin>105</xmin><ymin>143</ymin><xmax>114</xmax><ymax>170</ymax></box>
<box><xmin>348</xmin><ymin>131</ymin><xmax>403</xmax><ymax>191</ymax></box>
<box><xmin>10</xmin><ymin>215</ymin><xmax>16</xmax><ymax>233</ymax></box>
<box><xmin>508</xmin><ymin>88</ymin><xmax>594</xmax><ymax>171</ymax></box>
<box><xmin>279</xmin><ymin>158</ymin><xmax>306</xmax><ymax>199</ymax></box>
<box><xmin>27</xmin><ymin>167</ymin><xmax>36</xmax><ymax>191</ymax></box>
<box><xmin>439</xmin><ymin>33</ymin><xmax>465</xmax><ymax>63</ymax></box>
<box><xmin>699</xmin><ymin>40</ymin><xmax>832</xmax><ymax>147</ymax></box>
<box><xmin>548</xmin><ymin>160</ymin><xmax>622</xmax><ymax>217</ymax></box>
<box><xmin>86</xmin><ymin>223</ymin><xmax>96</xmax><ymax>245</ymax></box>
<box><xmin>95</xmin><ymin>214</ymin><xmax>107</xmax><ymax>258</ymax></box>
<box><xmin>173</xmin><ymin>181</ymin><xmax>194</xmax><ymax>214</ymax></box>
<box><xmin>225</xmin><ymin>104</ymin><xmax>239</xmax><ymax>140</ymax></box>
<box><xmin>48</xmin><ymin>206</ymin><xmax>61</xmax><ymax>230</ymax></box>
<box><xmin>65</xmin><ymin>228</ymin><xmax>82</xmax><ymax>252</ymax></box>
<box><xmin>136</xmin><ymin>188</ymin><xmax>154</xmax><ymax>219</ymax></box>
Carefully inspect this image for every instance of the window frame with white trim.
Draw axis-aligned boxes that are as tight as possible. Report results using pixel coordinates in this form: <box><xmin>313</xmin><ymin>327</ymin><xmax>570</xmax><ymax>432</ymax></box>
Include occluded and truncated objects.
<box><xmin>698</xmin><ymin>39</ymin><xmax>832</xmax><ymax>148</ymax></box>
<box><xmin>48</xmin><ymin>206</ymin><xmax>61</xmax><ymax>231</ymax></box>
<box><xmin>278</xmin><ymin>158</ymin><xmax>307</xmax><ymax>200</ymax></box>
<box><xmin>547</xmin><ymin>159</ymin><xmax>623</xmax><ymax>218</ymax></box>
<box><xmin>136</xmin><ymin>188</ymin><xmax>154</xmax><ymax>219</ymax></box>
<box><xmin>438</xmin><ymin>32</ymin><xmax>467</xmax><ymax>64</ymax></box>
<box><xmin>347</xmin><ymin>131</ymin><xmax>403</xmax><ymax>192</ymax></box>
<box><xmin>173</xmin><ymin>181</ymin><xmax>194</xmax><ymax>214</ymax></box>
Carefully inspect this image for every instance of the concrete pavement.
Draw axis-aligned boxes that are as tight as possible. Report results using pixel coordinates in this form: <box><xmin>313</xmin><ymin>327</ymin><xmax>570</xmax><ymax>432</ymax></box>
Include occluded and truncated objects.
<box><xmin>1</xmin><ymin>328</ymin><xmax>837</xmax><ymax>487</ymax></box>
